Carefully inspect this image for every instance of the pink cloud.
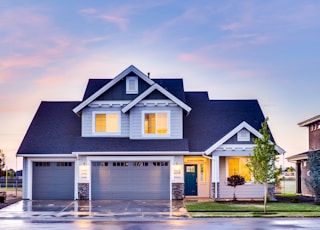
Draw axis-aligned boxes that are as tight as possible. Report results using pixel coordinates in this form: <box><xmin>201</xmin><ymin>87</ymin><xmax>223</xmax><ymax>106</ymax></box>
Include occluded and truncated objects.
<box><xmin>220</xmin><ymin>22</ymin><xmax>241</xmax><ymax>31</ymax></box>
<box><xmin>98</xmin><ymin>15</ymin><xmax>127</xmax><ymax>31</ymax></box>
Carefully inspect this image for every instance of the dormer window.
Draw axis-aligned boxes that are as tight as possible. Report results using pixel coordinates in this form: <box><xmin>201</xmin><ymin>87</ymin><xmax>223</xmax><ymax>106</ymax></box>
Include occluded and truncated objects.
<box><xmin>126</xmin><ymin>76</ymin><xmax>138</xmax><ymax>94</ymax></box>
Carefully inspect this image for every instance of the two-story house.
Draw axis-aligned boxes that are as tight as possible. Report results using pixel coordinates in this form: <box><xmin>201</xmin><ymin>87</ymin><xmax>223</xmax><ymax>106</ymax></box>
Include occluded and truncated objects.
<box><xmin>287</xmin><ymin>115</ymin><xmax>320</xmax><ymax>196</ymax></box>
<box><xmin>17</xmin><ymin>65</ymin><xmax>284</xmax><ymax>201</ymax></box>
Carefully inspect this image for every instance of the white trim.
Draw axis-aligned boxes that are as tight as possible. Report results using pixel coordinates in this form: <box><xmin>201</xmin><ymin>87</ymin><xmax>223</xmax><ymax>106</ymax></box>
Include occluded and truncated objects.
<box><xmin>126</xmin><ymin>76</ymin><xmax>138</xmax><ymax>94</ymax></box>
<box><xmin>73</xmin><ymin>151</ymin><xmax>188</xmax><ymax>156</ymax></box>
<box><xmin>26</xmin><ymin>157</ymin><xmax>77</xmax><ymax>200</ymax></box>
<box><xmin>73</xmin><ymin>65</ymin><xmax>154</xmax><ymax>114</ymax></box>
<box><xmin>88</xmin><ymin>100</ymin><xmax>130</xmax><ymax>108</ymax></box>
<box><xmin>122</xmin><ymin>84</ymin><xmax>192</xmax><ymax>114</ymax></box>
<box><xmin>225</xmin><ymin>156</ymin><xmax>254</xmax><ymax>183</ymax></box>
<box><xmin>204</xmin><ymin>121</ymin><xmax>285</xmax><ymax>155</ymax></box>
<box><xmin>92</xmin><ymin>111</ymin><xmax>121</xmax><ymax>136</ymax></box>
<box><xmin>141</xmin><ymin>110</ymin><xmax>171</xmax><ymax>138</ymax></box>
<box><xmin>86</xmin><ymin>156</ymin><xmax>174</xmax><ymax>200</ymax></box>
<box><xmin>17</xmin><ymin>154</ymin><xmax>75</xmax><ymax>157</ymax></box>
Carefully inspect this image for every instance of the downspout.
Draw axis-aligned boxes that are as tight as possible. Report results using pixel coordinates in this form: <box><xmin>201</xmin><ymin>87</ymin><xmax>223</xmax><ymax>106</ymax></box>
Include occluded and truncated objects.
<box><xmin>202</xmin><ymin>153</ymin><xmax>218</xmax><ymax>199</ymax></box>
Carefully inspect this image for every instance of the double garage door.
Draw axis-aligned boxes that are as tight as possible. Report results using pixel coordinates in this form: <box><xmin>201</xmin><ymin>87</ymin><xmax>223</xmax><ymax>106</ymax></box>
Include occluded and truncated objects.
<box><xmin>32</xmin><ymin>162</ymin><xmax>75</xmax><ymax>200</ymax></box>
<box><xmin>32</xmin><ymin>161</ymin><xmax>170</xmax><ymax>200</ymax></box>
<box><xmin>91</xmin><ymin>161</ymin><xmax>170</xmax><ymax>200</ymax></box>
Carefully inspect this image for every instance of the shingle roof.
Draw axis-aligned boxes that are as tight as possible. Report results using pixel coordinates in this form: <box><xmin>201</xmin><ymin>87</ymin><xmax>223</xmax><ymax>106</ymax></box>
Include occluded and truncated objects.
<box><xmin>183</xmin><ymin>92</ymin><xmax>268</xmax><ymax>152</ymax></box>
<box><xmin>83</xmin><ymin>78</ymin><xmax>186</xmax><ymax>102</ymax></box>
<box><xmin>17</xmin><ymin>102</ymin><xmax>81</xmax><ymax>154</ymax></box>
<box><xmin>17</xmin><ymin>81</ymin><xmax>271</xmax><ymax>155</ymax></box>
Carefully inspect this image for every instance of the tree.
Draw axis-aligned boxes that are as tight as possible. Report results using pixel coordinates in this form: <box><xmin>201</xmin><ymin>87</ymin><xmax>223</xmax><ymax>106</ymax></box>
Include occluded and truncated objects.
<box><xmin>0</xmin><ymin>150</ymin><xmax>5</xmax><ymax>177</ymax></box>
<box><xmin>246</xmin><ymin>118</ymin><xmax>280</xmax><ymax>213</ymax></box>
<box><xmin>304</xmin><ymin>151</ymin><xmax>320</xmax><ymax>203</ymax></box>
<box><xmin>227</xmin><ymin>174</ymin><xmax>245</xmax><ymax>201</ymax></box>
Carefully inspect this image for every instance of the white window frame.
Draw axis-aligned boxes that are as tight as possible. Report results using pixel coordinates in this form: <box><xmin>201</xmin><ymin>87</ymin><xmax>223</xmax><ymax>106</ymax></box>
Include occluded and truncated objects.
<box><xmin>92</xmin><ymin>111</ymin><xmax>121</xmax><ymax>136</ymax></box>
<box><xmin>141</xmin><ymin>110</ymin><xmax>171</xmax><ymax>138</ymax></box>
<box><xmin>126</xmin><ymin>76</ymin><xmax>138</xmax><ymax>94</ymax></box>
<box><xmin>226</xmin><ymin>156</ymin><xmax>253</xmax><ymax>183</ymax></box>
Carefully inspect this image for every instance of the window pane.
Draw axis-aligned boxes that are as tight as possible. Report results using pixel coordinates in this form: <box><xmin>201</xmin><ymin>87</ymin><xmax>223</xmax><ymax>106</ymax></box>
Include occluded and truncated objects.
<box><xmin>95</xmin><ymin>114</ymin><xmax>106</xmax><ymax>132</ymax></box>
<box><xmin>228</xmin><ymin>158</ymin><xmax>239</xmax><ymax>176</ymax></box>
<box><xmin>240</xmin><ymin>158</ymin><xmax>251</xmax><ymax>182</ymax></box>
<box><xmin>144</xmin><ymin>113</ymin><xmax>156</xmax><ymax>134</ymax></box>
<box><xmin>156</xmin><ymin>113</ymin><xmax>168</xmax><ymax>134</ymax></box>
<box><xmin>106</xmin><ymin>113</ymin><xmax>119</xmax><ymax>132</ymax></box>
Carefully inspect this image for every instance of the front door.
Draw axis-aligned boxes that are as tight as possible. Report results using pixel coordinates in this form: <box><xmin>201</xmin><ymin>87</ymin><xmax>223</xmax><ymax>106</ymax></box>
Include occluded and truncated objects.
<box><xmin>184</xmin><ymin>165</ymin><xmax>197</xmax><ymax>196</ymax></box>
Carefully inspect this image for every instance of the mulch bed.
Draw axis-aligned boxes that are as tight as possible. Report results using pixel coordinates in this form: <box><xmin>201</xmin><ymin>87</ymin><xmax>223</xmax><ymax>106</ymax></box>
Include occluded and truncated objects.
<box><xmin>275</xmin><ymin>195</ymin><xmax>315</xmax><ymax>204</ymax></box>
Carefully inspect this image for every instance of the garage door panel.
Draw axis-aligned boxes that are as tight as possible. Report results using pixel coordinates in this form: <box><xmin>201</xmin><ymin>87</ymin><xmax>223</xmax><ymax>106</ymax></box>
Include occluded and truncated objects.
<box><xmin>92</xmin><ymin>161</ymin><xmax>170</xmax><ymax>200</ymax></box>
<box><xmin>32</xmin><ymin>162</ymin><xmax>74</xmax><ymax>200</ymax></box>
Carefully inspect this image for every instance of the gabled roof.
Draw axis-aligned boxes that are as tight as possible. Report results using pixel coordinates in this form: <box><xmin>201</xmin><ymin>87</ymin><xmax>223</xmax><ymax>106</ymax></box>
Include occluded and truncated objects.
<box><xmin>73</xmin><ymin>65</ymin><xmax>154</xmax><ymax>114</ymax></box>
<box><xmin>122</xmin><ymin>83</ymin><xmax>192</xmax><ymax>113</ymax></box>
<box><xmin>204</xmin><ymin>121</ymin><xmax>285</xmax><ymax>155</ymax></box>
<box><xmin>183</xmin><ymin>92</ymin><xmax>283</xmax><ymax>152</ymax></box>
<box><xmin>17</xmin><ymin>102</ymin><xmax>189</xmax><ymax>155</ymax></box>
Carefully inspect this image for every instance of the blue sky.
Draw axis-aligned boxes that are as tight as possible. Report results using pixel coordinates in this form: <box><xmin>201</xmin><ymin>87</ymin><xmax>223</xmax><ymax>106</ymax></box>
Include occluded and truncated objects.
<box><xmin>1</xmin><ymin>0</ymin><xmax>320</xmax><ymax>170</ymax></box>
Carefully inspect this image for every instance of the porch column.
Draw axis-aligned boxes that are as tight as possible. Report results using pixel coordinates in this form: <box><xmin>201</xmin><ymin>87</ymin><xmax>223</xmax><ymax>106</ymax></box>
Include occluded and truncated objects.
<box><xmin>211</xmin><ymin>156</ymin><xmax>220</xmax><ymax>200</ymax></box>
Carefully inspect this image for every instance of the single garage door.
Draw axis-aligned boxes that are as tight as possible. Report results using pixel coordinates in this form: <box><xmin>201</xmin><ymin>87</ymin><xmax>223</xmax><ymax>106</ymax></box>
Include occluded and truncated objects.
<box><xmin>32</xmin><ymin>162</ymin><xmax>75</xmax><ymax>200</ymax></box>
<box><xmin>91</xmin><ymin>161</ymin><xmax>170</xmax><ymax>200</ymax></box>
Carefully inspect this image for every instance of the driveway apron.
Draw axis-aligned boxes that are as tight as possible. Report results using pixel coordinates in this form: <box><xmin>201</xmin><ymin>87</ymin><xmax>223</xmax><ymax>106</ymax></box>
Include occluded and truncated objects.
<box><xmin>0</xmin><ymin>200</ymin><xmax>189</xmax><ymax>220</ymax></box>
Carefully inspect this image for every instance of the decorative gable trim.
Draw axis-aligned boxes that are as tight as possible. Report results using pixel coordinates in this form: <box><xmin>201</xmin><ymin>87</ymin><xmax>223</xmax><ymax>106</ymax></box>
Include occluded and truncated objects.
<box><xmin>73</xmin><ymin>65</ymin><xmax>154</xmax><ymax>114</ymax></box>
<box><xmin>204</xmin><ymin>121</ymin><xmax>285</xmax><ymax>155</ymax></box>
<box><xmin>121</xmin><ymin>83</ymin><xmax>192</xmax><ymax>114</ymax></box>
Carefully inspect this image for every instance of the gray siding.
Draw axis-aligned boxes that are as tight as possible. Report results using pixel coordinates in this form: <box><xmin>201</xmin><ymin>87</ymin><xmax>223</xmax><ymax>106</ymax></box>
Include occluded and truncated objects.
<box><xmin>82</xmin><ymin>106</ymin><xmax>129</xmax><ymax>137</ymax></box>
<box><xmin>129</xmin><ymin>106</ymin><xmax>183</xmax><ymax>139</ymax></box>
<box><xmin>219</xmin><ymin>157</ymin><xmax>264</xmax><ymax>199</ymax></box>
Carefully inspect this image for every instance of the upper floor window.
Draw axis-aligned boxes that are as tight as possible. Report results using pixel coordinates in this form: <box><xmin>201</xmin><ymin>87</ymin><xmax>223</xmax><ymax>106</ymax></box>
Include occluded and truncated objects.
<box><xmin>94</xmin><ymin>112</ymin><xmax>120</xmax><ymax>134</ymax></box>
<box><xmin>227</xmin><ymin>157</ymin><xmax>252</xmax><ymax>182</ymax></box>
<box><xmin>143</xmin><ymin>111</ymin><xmax>170</xmax><ymax>136</ymax></box>
<box><xmin>126</xmin><ymin>76</ymin><xmax>138</xmax><ymax>94</ymax></box>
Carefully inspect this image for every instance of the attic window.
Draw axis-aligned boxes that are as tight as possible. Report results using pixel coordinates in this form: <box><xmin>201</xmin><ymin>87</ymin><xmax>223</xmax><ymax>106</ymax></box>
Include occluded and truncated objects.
<box><xmin>237</xmin><ymin>129</ymin><xmax>250</xmax><ymax>142</ymax></box>
<box><xmin>126</xmin><ymin>76</ymin><xmax>138</xmax><ymax>94</ymax></box>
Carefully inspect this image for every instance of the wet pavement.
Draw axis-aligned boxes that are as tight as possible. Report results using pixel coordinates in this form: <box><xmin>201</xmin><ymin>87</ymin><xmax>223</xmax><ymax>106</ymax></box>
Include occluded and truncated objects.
<box><xmin>0</xmin><ymin>199</ymin><xmax>189</xmax><ymax>220</ymax></box>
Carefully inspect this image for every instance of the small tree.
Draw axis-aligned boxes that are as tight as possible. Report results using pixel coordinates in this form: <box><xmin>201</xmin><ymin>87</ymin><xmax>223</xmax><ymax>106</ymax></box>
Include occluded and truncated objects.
<box><xmin>227</xmin><ymin>174</ymin><xmax>245</xmax><ymax>201</ymax></box>
<box><xmin>304</xmin><ymin>151</ymin><xmax>320</xmax><ymax>203</ymax></box>
<box><xmin>246</xmin><ymin>118</ymin><xmax>279</xmax><ymax>213</ymax></box>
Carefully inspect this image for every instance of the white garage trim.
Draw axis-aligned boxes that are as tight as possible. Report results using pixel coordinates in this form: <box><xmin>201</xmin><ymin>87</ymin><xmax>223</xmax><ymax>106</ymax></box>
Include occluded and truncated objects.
<box><xmin>26</xmin><ymin>157</ymin><xmax>76</xmax><ymax>200</ymax></box>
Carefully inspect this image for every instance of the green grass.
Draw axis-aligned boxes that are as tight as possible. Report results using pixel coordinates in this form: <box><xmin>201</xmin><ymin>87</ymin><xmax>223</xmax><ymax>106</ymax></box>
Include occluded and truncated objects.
<box><xmin>186</xmin><ymin>201</ymin><xmax>320</xmax><ymax>217</ymax></box>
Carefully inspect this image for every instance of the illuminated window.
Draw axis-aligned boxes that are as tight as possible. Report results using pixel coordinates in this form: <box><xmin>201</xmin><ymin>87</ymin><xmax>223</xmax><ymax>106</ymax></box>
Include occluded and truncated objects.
<box><xmin>144</xmin><ymin>112</ymin><xmax>169</xmax><ymax>135</ymax></box>
<box><xmin>227</xmin><ymin>157</ymin><xmax>252</xmax><ymax>182</ymax></box>
<box><xmin>200</xmin><ymin>164</ymin><xmax>206</xmax><ymax>182</ymax></box>
<box><xmin>94</xmin><ymin>112</ymin><xmax>120</xmax><ymax>134</ymax></box>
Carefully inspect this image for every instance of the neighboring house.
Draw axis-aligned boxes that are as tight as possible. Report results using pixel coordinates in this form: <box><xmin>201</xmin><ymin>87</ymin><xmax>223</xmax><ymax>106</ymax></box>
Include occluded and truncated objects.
<box><xmin>17</xmin><ymin>65</ymin><xmax>284</xmax><ymax>201</ymax></box>
<box><xmin>287</xmin><ymin>115</ymin><xmax>320</xmax><ymax>196</ymax></box>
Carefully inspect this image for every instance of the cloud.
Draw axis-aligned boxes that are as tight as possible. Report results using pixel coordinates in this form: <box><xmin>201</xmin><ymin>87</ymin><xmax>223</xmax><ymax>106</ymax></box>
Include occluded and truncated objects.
<box><xmin>98</xmin><ymin>15</ymin><xmax>128</xmax><ymax>31</ymax></box>
<box><xmin>79</xmin><ymin>8</ymin><xmax>97</xmax><ymax>15</ymax></box>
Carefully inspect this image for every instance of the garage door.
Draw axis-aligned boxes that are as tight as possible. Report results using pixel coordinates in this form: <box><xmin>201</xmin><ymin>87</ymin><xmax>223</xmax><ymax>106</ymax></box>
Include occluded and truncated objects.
<box><xmin>91</xmin><ymin>161</ymin><xmax>170</xmax><ymax>200</ymax></box>
<box><xmin>32</xmin><ymin>162</ymin><xmax>75</xmax><ymax>200</ymax></box>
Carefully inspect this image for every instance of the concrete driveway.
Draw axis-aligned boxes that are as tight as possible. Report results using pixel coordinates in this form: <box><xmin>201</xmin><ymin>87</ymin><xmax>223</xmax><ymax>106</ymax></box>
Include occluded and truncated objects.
<box><xmin>0</xmin><ymin>199</ymin><xmax>189</xmax><ymax>220</ymax></box>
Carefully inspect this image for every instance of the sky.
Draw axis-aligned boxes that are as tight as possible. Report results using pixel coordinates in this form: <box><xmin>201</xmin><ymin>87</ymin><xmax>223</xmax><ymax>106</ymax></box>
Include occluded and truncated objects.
<box><xmin>1</xmin><ymin>0</ymin><xmax>320</xmax><ymax>171</ymax></box>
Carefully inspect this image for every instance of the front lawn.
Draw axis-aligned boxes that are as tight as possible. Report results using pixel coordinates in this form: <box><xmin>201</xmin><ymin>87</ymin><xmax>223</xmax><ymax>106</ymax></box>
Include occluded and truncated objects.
<box><xmin>185</xmin><ymin>199</ymin><xmax>320</xmax><ymax>217</ymax></box>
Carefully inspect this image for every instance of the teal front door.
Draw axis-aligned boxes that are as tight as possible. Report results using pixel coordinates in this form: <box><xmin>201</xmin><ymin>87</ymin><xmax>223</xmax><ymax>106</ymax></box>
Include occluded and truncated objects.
<box><xmin>184</xmin><ymin>165</ymin><xmax>197</xmax><ymax>196</ymax></box>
